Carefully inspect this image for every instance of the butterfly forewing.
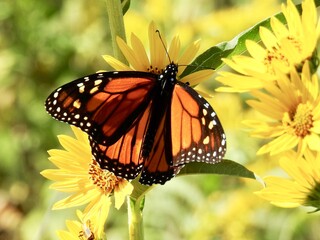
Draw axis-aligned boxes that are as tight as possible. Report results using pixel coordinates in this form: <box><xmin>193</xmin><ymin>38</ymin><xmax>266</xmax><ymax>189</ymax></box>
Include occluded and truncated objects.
<box><xmin>45</xmin><ymin>71</ymin><xmax>157</xmax><ymax>145</ymax></box>
<box><xmin>170</xmin><ymin>82</ymin><xmax>226</xmax><ymax>166</ymax></box>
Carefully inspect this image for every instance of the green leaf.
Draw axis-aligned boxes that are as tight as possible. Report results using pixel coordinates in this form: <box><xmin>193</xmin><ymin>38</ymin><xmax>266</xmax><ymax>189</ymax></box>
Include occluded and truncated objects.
<box><xmin>105</xmin><ymin>0</ymin><xmax>127</xmax><ymax>63</ymax></box>
<box><xmin>129</xmin><ymin>160</ymin><xmax>255</xmax><ymax>200</ymax></box>
<box><xmin>130</xmin><ymin>178</ymin><xmax>154</xmax><ymax>200</ymax></box>
<box><xmin>181</xmin><ymin>14</ymin><xmax>285</xmax><ymax>77</ymax></box>
<box><xmin>181</xmin><ymin>0</ymin><xmax>320</xmax><ymax>77</ymax></box>
<box><xmin>178</xmin><ymin>160</ymin><xmax>256</xmax><ymax>179</ymax></box>
<box><xmin>121</xmin><ymin>0</ymin><xmax>130</xmax><ymax>15</ymax></box>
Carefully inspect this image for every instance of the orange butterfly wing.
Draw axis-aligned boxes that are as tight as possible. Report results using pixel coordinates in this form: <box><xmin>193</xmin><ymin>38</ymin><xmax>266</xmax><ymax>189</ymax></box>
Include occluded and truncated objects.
<box><xmin>140</xmin><ymin>82</ymin><xmax>226</xmax><ymax>184</ymax></box>
<box><xmin>45</xmin><ymin>63</ymin><xmax>227</xmax><ymax>185</ymax></box>
<box><xmin>90</xmin><ymin>103</ymin><xmax>152</xmax><ymax>180</ymax></box>
<box><xmin>45</xmin><ymin>72</ymin><xmax>157</xmax><ymax>145</ymax></box>
<box><xmin>170</xmin><ymin>83</ymin><xmax>226</xmax><ymax>166</ymax></box>
<box><xmin>139</xmin><ymin>110</ymin><xmax>183</xmax><ymax>185</ymax></box>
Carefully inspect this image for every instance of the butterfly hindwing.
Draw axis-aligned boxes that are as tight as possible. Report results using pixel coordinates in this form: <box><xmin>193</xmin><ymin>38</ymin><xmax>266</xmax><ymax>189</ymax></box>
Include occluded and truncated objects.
<box><xmin>139</xmin><ymin>111</ymin><xmax>183</xmax><ymax>185</ymax></box>
<box><xmin>89</xmin><ymin>102</ymin><xmax>152</xmax><ymax>180</ymax></box>
<box><xmin>45</xmin><ymin>71</ymin><xmax>157</xmax><ymax>145</ymax></box>
<box><xmin>170</xmin><ymin>82</ymin><xmax>226</xmax><ymax>166</ymax></box>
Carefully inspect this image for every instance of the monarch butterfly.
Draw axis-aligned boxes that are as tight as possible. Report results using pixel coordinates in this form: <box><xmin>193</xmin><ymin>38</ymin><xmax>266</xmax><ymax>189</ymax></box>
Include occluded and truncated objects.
<box><xmin>45</xmin><ymin>62</ymin><xmax>226</xmax><ymax>185</ymax></box>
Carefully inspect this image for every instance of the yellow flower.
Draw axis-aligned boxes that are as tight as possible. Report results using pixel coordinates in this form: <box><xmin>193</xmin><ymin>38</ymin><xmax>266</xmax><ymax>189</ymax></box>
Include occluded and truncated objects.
<box><xmin>244</xmin><ymin>62</ymin><xmax>320</xmax><ymax>155</ymax></box>
<box><xmin>256</xmin><ymin>150</ymin><xmax>320</xmax><ymax>210</ymax></box>
<box><xmin>57</xmin><ymin>210</ymin><xmax>106</xmax><ymax>240</ymax></box>
<box><xmin>41</xmin><ymin>126</ymin><xmax>133</xmax><ymax>227</ymax></box>
<box><xmin>216</xmin><ymin>0</ymin><xmax>319</xmax><ymax>92</ymax></box>
<box><xmin>103</xmin><ymin>22</ymin><xmax>214</xmax><ymax>86</ymax></box>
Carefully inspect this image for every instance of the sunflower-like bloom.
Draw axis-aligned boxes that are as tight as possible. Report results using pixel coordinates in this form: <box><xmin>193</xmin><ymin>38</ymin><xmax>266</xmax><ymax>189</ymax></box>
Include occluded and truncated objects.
<box><xmin>256</xmin><ymin>150</ymin><xmax>320</xmax><ymax>210</ymax></box>
<box><xmin>244</xmin><ymin>62</ymin><xmax>320</xmax><ymax>155</ymax></box>
<box><xmin>216</xmin><ymin>0</ymin><xmax>319</xmax><ymax>92</ymax></box>
<box><xmin>57</xmin><ymin>210</ymin><xmax>105</xmax><ymax>240</ymax></box>
<box><xmin>103</xmin><ymin>22</ymin><xmax>214</xmax><ymax>86</ymax></box>
<box><xmin>41</xmin><ymin>126</ymin><xmax>133</xmax><ymax>236</ymax></box>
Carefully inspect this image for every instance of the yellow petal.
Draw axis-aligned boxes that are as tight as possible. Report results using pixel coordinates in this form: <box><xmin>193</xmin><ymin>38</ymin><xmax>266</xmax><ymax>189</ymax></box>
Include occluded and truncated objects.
<box><xmin>216</xmin><ymin>72</ymin><xmax>265</xmax><ymax>90</ymax></box>
<box><xmin>149</xmin><ymin>22</ymin><xmax>166</xmax><ymax>69</ymax></box>
<box><xmin>282</xmin><ymin>0</ymin><xmax>302</xmax><ymax>36</ymax></box>
<box><xmin>177</xmin><ymin>40</ymin><xmax>200</xmax><ymax>73</ymax></box>
<box><xmin>50</xmin><ymin>180</ymin><xmax>92</xmax><ymax>192</ymax></box>
<box><xmin>130</xmin><ymin>33</ymin><xmax>150</xmax><ymax>70</ymax></box>
<box><xmin>57</xmin><ymin>135</ymin><xmax>90</xmax><ymax>156</ymax></box>
<box><xmin>168</xmin><ymin>35</ymin><xmax>181</xmax><ymax>63</ymax></box>
<box><xmin>102</xmin><ymin>55</ymin><xmax>132</xmax><ymax>71</ymax></box>
<box><xmin>116</xmin><ymin>36</ymin><xmax>145</xmax><ymax>70</ymax></box>
<box><xmin>306</xmin><ymin>133</ymin><xmax>320</xmax><ymax>151</ymax></box>
<box><xmin>259</xmin><ymin>26</ymin><xmax>279</xmax><ymax>50</ymax></box>
<box><xmin>114</xmin><ymin>181</ymin><xmax>133</xmax><ymax>209</ymax></box>
<box><xmin>52</xmin><ymin>189</ymin><xmax>100</xmax><ymax>210</ymax></box>
<box><xmin>65</xmin><ymin>219</ymin><xmax>82</xmax><ymax>234</ymax></box>
<box><xmin>270</xmin><ymin>16</ymin><xmax>289</xmax><ymax>40</ymax></box>
<box><xmin>257</xmin><ymin>134</ymin><xmax>298</xmax><ymax>155</ymax></box>
<box><xmin>246</xmin><ymin>40</ymin><xmax>266</xmax><ymax>62</ymax></box>
<box><xmin>181</xmin><ymin>69</ymin><xmax>214</xmax><ymax>86</ymax></box>
<box><xmin>70</xmin><ymin>126</ymin><xmax>88</xmax><ymax>144</ymax></box>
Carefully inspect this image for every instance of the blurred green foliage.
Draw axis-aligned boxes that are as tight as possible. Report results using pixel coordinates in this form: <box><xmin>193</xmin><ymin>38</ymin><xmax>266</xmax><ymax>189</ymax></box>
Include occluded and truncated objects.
<box><xmin>0</xmin><ymin>1</ymin><xmax>112</xmax><ymax>239</ymax></box>
<box><xmin>1</xmin><ymin>0</ymin><xmax>320</xmax><ymax>239</ymax></box>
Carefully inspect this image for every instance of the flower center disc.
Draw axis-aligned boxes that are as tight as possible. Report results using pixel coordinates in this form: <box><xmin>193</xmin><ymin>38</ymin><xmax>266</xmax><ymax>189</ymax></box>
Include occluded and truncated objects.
<box><xmin>283</xmin><ymin>103</ymin><xmax>313</xmax><ymax>137</ymax></box>
<box><xmin>88</xmin><ymin>160</ymin><xmax>120</xmax><ymax>195</ymax></box>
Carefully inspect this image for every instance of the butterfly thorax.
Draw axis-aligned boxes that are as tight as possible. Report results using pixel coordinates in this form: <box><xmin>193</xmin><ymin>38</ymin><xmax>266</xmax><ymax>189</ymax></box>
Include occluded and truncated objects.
<box><xmin>158</xmin><ymin>62</ymin><xmax>178</xmax><ymax>93</ymax></box>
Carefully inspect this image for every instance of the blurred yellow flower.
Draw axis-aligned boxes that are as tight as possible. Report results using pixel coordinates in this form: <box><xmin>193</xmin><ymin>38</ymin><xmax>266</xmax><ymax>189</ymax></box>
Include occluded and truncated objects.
<box><xmin>103</xmin><ymin>22</ymin><xmax>214</xmax><ymax>86</ymax></box>
<box><xmin>256</xmin><ymin>150</ymin><xmax>320</xmax><ymax>210</ymax></box>
<box><xmin>57</xmin><ymin>210</ymin><xmax>105</xmax><ymax>240</ymax></box>
<box><xmin>41</xmin><ymin>126</ymin><xmax>133</xmax><ymax>229</ymax></box>
<box><xmin>244</xmin><ymin>62</ymin><xmax>320</xmax><ymax>155</ymax></box>
<box><xmin>216</xmin><ymin>0</ymin><xmax>319</xmax><ymax>92</ymax></box>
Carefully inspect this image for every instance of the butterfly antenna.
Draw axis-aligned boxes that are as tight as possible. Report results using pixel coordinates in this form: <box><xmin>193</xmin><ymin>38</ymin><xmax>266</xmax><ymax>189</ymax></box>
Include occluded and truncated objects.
<box><xmin>156</xmin><ymin>30</ymin><xmax>214</xmax><ymax>71</ymax></box>
<box><xmin>156</xmin><ymin>30</ymin><xmax>172</xmax><ymax>63</ymax></box>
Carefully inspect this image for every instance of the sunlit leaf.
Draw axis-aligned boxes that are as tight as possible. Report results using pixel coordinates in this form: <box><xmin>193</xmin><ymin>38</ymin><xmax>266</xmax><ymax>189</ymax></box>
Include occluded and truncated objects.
<box><xmin>130</xmin><ymin>178</ymin><xmax>153</xmax><ymax>200</ymax></box>
<box><xmin>178</xmin><ymin>160</ymin><xmax>256</xmax><ymax>179</ymax></box>
<box><xmin>121</xmin><ymin>0</ymin><xmax>130</xmax><ymax>15</ymax></box>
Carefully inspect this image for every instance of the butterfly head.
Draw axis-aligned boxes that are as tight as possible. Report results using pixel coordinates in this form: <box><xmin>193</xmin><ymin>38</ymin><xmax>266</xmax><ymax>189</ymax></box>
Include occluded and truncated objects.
<box><xmin>159</xmin><ymin>62</ymin><xmax>178</xmax><ymax>85</ymax></box>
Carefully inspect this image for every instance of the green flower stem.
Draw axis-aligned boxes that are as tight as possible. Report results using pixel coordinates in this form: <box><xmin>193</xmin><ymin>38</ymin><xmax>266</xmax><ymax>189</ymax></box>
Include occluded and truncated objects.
<box><xmin>127</xmin><ymin>195</ymin><xmax>144</xmax><ymax>240</ymax></box>
<box><xmin>127</xmin><ymin>179</ymin><xmax>154</xmax><ymax>240</ymax></box>
<box><xmin>105</xmin><ymin>0</ymin><xmax>127</xmax><ymax>64</ymax></box>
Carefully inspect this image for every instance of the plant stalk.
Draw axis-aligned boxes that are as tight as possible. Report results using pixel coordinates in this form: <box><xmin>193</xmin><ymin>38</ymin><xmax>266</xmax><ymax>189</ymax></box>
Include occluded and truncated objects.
<box><xmin>105</xmin><ymin>0</ymin><xmax>127</xmax><ymax>63</ymax></box>
<box><xmin>127</xmin><ymin>195</ymin><xmax>144</xmax><ymax>240</ymax></box>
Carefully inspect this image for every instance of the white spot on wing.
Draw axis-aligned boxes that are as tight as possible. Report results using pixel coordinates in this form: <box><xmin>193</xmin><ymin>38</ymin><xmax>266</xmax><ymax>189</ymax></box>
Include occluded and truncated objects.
<box><xmin>202</xmin><ymin>109</ymin><xmax>208</xmax><ymax>116</ymax></box>
<box><xmin>53</xmin><ymin>92</ymin><xmax>59</xmax><ymax>98</ymax></box>
<box><xmin>94</xmin><ymin>79</ymin><xmax>102</xmax><ymax>86</ymax></box>
<box><xmin>79</xmin><ymin>85</ymin><xmax>85</xmax><ymax>93</ymax></box>
<box><xmin>203</xmin><ymin>136</ymin><xmax>209</xmax><ymax>144</ymax></box>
